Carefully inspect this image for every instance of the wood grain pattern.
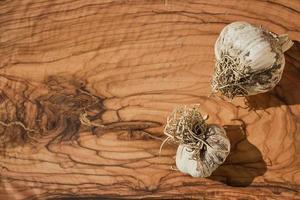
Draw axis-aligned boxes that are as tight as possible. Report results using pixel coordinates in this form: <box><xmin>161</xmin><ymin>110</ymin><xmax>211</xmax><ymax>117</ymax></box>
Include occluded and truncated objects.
<box><xmin>0</xmin><ymin>0</ymin><xmax>300</xmax><ymax>199</ymax></box>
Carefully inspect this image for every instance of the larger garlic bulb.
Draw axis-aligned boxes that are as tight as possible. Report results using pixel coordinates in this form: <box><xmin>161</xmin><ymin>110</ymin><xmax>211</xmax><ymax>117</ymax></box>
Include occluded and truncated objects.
<box><xmin>212</xmin><ymin>21</ymin><xmax>293</xmax><ymax>99</ymax></box>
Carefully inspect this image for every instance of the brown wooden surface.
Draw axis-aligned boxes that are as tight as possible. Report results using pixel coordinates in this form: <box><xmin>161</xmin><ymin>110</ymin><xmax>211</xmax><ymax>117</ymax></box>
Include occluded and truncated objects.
<box><xmin>0</xmin><ymin>0</ymin><xmax>300</xmax><ymax>199</ymax></box>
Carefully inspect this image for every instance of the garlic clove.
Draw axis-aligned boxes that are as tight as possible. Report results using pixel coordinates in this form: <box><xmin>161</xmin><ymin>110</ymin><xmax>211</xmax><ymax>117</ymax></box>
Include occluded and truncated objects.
<box><xmin>176</xmin><ymin>125</ymin><xmax>230</xmax><ymax>178</ymax></box>
<box><xmin>215</xmin><ymin>21</ymin><xmax>278</xmax><ymax>73</ymax></box>
<box><xmin>176</xmin><ymin>145</ymin><xmax>202</xmax><ymax>177</ymax></box>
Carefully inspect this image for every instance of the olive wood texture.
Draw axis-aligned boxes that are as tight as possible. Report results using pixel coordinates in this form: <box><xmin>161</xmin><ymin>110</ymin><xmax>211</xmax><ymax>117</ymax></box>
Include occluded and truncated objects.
<box><xmin>0</xmin><ymin>0</ymin><xmax>300</xmax><ymax>199</ymax></box>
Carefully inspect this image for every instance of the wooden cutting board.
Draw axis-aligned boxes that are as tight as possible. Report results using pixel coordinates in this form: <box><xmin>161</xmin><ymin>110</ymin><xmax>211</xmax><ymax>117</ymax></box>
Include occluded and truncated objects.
<box><xmin>1</xmin><ymin>0</ymin><xmax>300</xmax><ymax>199</ymax></box>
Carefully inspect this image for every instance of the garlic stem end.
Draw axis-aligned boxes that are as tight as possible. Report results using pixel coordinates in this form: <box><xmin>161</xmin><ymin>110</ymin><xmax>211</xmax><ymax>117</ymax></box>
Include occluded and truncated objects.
<box><xmin>278</xmin><ymin>34</ymin><xmax>294</xmax><ymax>52</ymax></box>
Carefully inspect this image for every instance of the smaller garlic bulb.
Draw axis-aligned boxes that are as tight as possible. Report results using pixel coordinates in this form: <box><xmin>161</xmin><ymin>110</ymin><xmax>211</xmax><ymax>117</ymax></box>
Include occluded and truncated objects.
<box><xmin>176</xmin><ymin>125</ymin><xmax>230</xmax><ymax>177</ymax></box>
<box><xmin>163</xmin><ymin>105</ymin><xmax>230</xmax><ymax>178</ymax></box>
<box><xmin>212</xmin><ymin>21</ymin><xmax>294</xmax><ymax>99</ymax></box>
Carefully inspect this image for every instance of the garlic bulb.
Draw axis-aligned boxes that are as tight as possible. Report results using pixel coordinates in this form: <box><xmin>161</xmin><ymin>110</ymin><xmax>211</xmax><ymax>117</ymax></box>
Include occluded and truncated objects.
<box><xmin>176</xmin><ymin>125</ymin><xmax>230</xmax><ymax>177</ymax></box>
<box><xmin>163</xmin><ymin>105</ymin><xmax>230</xmax><ymax>178</ymax></box>
<box><xmin>212</xmin><ymin>21</ymin><xmax>293</xmax><ymax>99</ymax></box>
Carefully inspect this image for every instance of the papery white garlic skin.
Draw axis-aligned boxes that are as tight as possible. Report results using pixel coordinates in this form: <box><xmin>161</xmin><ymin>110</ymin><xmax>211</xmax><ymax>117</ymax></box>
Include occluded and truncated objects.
<box><xmin>212</xmin><ymin>21</ymin><xmax>293</xmax><ymax>97</ymax></box>
<box><xmin>176</xmin><ymin>145</ymin><xmax>203</xmax><ymax>177</ymax></box>
<box><xmin>176</xmin><ymin>125</ymin><xmax>230</xmax><ymax>178</ymax></box>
